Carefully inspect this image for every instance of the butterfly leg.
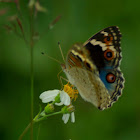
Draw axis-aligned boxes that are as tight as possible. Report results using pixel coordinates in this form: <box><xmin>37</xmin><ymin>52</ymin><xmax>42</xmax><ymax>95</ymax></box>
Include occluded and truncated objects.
<box><xmin>57</xmin><ymin>70</ymin><xmax>68</xmax><ymax>89</ymax></box>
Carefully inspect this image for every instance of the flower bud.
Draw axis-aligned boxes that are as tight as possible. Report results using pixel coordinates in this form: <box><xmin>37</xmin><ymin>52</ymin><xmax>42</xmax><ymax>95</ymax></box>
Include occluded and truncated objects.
<box><xmin>61</xmin><ymin>105</ymin><xmax>75</xmax><ymax>114</ymax></box>
<box><xmin>35</xmin><ymin>2</ymin><xmax>47</xmax><ymax>13</ymax></box>
<box><xmin>28</xmin><ymin>0</ymin><xmax>35</xmax><ymax>8</ymax></box>
<box><xmin>67</xmin><ymin>105</ymin><xmax>75</xmax><ymax>113</ymax></box>
<box><xmin>45</xmin><ymin>104</ymin><xmax>54</xmax><ymax>113</ymax></box>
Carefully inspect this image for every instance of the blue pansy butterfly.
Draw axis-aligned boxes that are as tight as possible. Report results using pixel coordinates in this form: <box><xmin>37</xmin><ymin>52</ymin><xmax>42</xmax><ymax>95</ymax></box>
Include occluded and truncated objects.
<box><xmin>62</xmin><ymin>26</ymin><xmax>125</xmax><ymax>110</ymax></box>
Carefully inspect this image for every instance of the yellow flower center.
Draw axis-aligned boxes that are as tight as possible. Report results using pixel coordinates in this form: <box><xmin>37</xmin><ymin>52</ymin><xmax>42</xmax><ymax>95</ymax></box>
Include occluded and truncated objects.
<box><xmin>63</xmin><ymin>83</ymin><xmax>79</xmax><ymax>101</ymax></box>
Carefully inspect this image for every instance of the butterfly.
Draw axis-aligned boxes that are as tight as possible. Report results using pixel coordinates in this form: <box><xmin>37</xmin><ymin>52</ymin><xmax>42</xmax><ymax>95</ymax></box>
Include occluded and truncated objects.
<box><xmin>62</xmin><ymin>26</ymin><xmax>125</xmax><ymax>110</ymax></box>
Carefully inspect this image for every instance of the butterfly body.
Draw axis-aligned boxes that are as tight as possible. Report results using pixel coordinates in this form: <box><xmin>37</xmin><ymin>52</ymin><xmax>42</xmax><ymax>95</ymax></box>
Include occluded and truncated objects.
<box><xmin>62</xmin><ymin>26</ymin><xmax>125</xmax><ymax>110</ymax></box>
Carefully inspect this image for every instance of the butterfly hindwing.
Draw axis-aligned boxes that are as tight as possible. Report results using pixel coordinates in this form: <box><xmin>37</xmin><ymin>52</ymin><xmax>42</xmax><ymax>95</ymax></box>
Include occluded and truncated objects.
<box><xmin>99</xmin><ymin>67</ymin><xmax>124</xmax><ymax>106</ymax></box>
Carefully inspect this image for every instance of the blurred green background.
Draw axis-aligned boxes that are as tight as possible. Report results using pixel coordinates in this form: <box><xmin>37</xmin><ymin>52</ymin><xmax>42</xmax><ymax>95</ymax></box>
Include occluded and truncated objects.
<box><xmin>0</xmin><ymin>0</ymin><xmax>140</xmax><ymax>140</ymax></box>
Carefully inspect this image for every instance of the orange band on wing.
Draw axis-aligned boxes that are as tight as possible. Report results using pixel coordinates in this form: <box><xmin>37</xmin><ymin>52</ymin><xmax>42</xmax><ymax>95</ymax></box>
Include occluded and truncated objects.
<box><xmin>68</xmin><ymin>53</ymin><xmax>82</xmax><ymax>68</ymax></box>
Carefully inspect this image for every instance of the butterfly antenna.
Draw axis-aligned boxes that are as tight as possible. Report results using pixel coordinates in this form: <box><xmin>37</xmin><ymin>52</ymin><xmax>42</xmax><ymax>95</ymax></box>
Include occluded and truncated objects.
<box><xmin>41</xmin><ymin>52</ymin><xmax>62</xmax><ymax>64</ymax></box>
<box><xmin>58</xmin><ymin>42</ymin><xmax>65</xmax><ymax>62</ymax></box>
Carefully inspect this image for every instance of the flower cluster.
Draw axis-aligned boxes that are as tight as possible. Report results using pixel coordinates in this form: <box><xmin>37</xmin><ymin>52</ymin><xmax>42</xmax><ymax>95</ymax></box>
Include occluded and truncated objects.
<box><xmin>39</xmin><ymin>83</ymin><xmax>78</xmax><ymax>124</ymax></box>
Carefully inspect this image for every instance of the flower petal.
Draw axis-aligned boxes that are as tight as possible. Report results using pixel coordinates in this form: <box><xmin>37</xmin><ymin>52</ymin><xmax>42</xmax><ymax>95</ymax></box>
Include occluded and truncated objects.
<box><xmin>60</xmin><ymin>91</ymin><xmax>70</xmax><ymax>106</ymax></box>
<box><xmin>55</xmin><ymin>102</ymin><xmax>64</xmax><ymax>106</ymax></box>
<box><xmin>71</xmin><ymin>112</ymin><xmax>75</xmax><ymax>123</ymax></box>
<box><xmin>62</xmin><ymin>114</ymin><xmax>70</xmax><ymax>124</ymax></box>
<box><xmin>39</xmin><ymin>90</ymin><xmax>60</xmax><ymax>103</ymax></box>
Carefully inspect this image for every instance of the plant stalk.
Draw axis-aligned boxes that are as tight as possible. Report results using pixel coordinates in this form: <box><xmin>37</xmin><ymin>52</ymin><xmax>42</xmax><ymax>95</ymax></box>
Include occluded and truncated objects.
<box><xmin>18</xmin><ymin>111</ymin><xmax>62</xmax><ymax>140</ymax></box>
<box><xmin>29</xmin><ymin>2</ymin><xmax>34</xmax><ymax>140</ymax></box>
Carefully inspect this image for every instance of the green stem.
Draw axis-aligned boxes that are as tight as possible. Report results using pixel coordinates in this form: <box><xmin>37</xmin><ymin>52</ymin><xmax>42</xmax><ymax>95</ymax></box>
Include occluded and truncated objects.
<box><xmin>29</xmin><ymin>3</ymin><xmax>34</xmax><ymax>140</ymax></box>
<box><xmin>18</xmin><ymin>122</ymin><xmax>35</xmax><ymax>140</ymax></box>
<box><xmin>35</xmin><ymin>111</ymin><xmax>62</xmax><ymax>122</ymax></box>
<box><xmin>30</xmin><ymin>42</ymin><xmax>34</xmax><ymax>140</ymax></box>
<box><xmin>37</xmin><ymin>124</ymin><xmax>41</xmax><ymax>140</ymax></box>
<box><xmin>18</xmin><ymin>111</ymin><xmax>62</xmax><ymax>140</ymax></box>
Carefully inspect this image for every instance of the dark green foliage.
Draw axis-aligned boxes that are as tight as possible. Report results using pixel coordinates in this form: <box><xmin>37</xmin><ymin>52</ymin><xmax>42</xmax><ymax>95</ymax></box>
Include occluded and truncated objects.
<box><xmin>0</xmin><ymin>0</ymin><xmax>140</xmax><ymax>140</ymax></box>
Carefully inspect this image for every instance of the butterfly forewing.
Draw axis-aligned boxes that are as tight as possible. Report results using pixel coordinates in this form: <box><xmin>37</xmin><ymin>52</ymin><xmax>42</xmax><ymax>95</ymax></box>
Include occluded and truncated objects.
<box><xmin>84</xmin><ymin>26</ymin><xmax>122</xmax><ymax>69</ymax></box>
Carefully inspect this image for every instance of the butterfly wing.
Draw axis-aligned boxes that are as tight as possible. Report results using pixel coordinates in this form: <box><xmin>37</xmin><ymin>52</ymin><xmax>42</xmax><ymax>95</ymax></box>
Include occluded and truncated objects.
<box><xmin>99</xmin><ymin>68</ymin><xmax>124</xmax><ymax>106</ymax></box>
<box><xmin>64</xmin><ymin>43</ymin><xmax>112</xmax><ymax>110</ymax></box>
<box><xmin>83</xmin><ymin>26</ymin><xmax>125</xmax><ymax>106</ymax></box>
<box><xmin>84</xmin><ymin>26</ymin><xmax>122</xmax><ymax>69</ymax></box>
<box><xmin>63</xmin><ymin>26</ymin><xmax>124</xmax><ymax>110</ymax></box>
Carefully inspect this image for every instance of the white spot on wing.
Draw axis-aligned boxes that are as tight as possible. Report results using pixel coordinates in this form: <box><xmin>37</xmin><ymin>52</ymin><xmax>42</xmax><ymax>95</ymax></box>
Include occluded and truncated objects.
<box><xmin>90</xmin><ymin>39</ymin><xmax>107</xmax><ymax>51</ymax></box>
<box><xmin>113</xmin><ymin>33</ymin><xmax>117</xmax><ymax>40</ymax></box>
<box><xmin>109</xmin><ymin>46</ymin><xmax>116</xmax><ymax>52</ymax></box>
<box><xmin>101</xmin><ymin>31</ymin><xmax>108</xmax><ymax>36</ymax></box>
<box><xmin>90</xmin><ymin>39</ymin><xmax>106</xmax><ymax>47</ymax></box>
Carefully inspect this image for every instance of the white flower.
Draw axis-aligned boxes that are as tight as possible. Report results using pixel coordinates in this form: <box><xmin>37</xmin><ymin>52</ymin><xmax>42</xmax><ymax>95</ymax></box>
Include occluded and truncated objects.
<box><xmin>39</xmin><ymin>89</ymin><xmax>75</xmax><ymax>124</ymax></box>
<box><xmin>39</xmin><ymin>90</ymin><xmax>59</xmax><ymax>103</ymax></box>
<box><xmin>62</xmin><ymin>112</ymin><xmax>75</xmax><ymax>124</ymax></box>
<box><xmin>39</xmin><ymin>89</ymin><xmax>70</xmax><ymax>106</ymax></box>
